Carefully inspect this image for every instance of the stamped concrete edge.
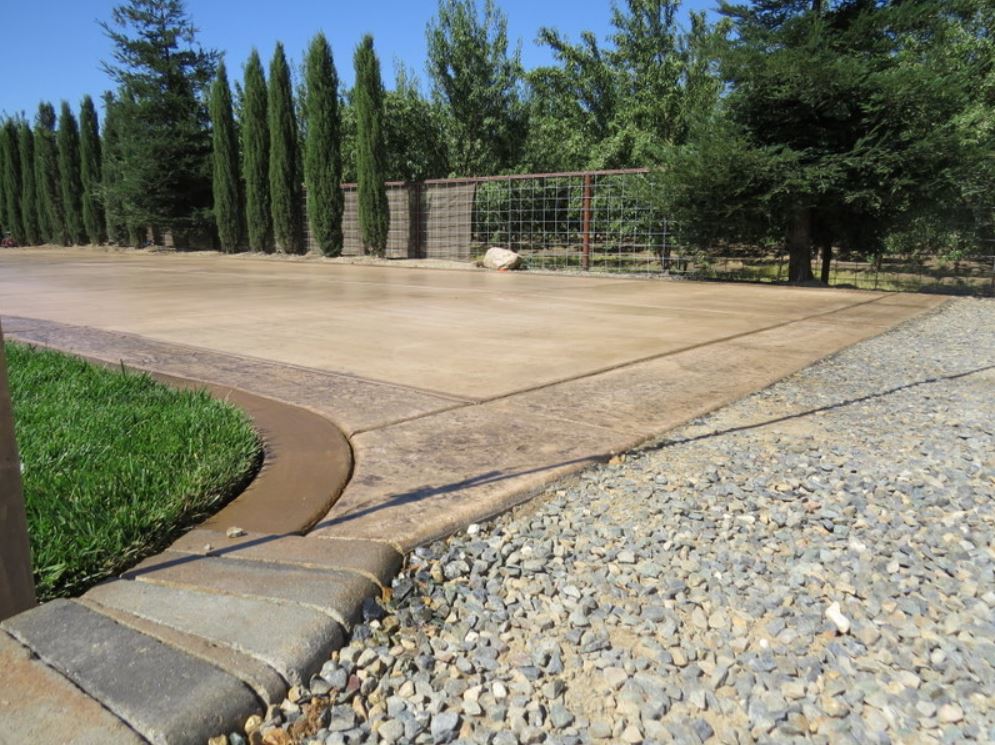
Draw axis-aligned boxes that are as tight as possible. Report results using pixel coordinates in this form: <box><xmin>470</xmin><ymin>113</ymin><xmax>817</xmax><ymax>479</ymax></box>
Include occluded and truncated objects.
<box><xmin>0</xmin><ymin>329</ymin><xmax>405</xmax><ymax>744</ymax></box>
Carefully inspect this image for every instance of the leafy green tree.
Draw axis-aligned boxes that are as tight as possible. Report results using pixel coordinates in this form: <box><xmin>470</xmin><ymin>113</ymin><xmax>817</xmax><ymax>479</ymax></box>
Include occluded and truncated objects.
<box><xmin>57</xmin><ymin>102</ymin><xmax>85</xmax><ymax>244</ymax></box>
<box><xmin>526</xmin><ymin>1</ymin><xmax>724</xmax><ymax>170</ymax></box>
<box><xmin>242</xmin><ymin>49</ymin><xmax>271</xmax><ymax>251</ymax></box>
<box><xmin>353</xmin><ymin>35</ymin><xmax>389</xmax><ymax>255</ymax></box>
<box><xmin>209</xmin><ymin>60</ymin><xmax>243</xmax><ymax>252</ymax></box>
<box><xmin>268</xmin><ymin>42</ymin><xmax>303</xmax><ymax>253</ymax></box>
<box><xmin>79</xmin><ymin>96</ymin><xmax>106</xmax><ymax>244</ymax></box>
<box><xmin>426</xmin><ymin>0</ymin><xmax>526</xmax><ymax>175</ymax></box>
<box><xmin>17</xmin><ymin>122</ymin><xmax>41</xmax><ymax>245</ymax></box>
<box><xmin>34</xmin><ymin>102</ymin><xmax>67</xmax><ymax>245</ymax></box>
<box><xmin>101</xmin><ymin>0</ymin><xmax>218</xmax><ymax>244</ymax></box>
<box><xmin>383</xmin><ymin>65</ymin><xmax>449</xmax><ymax>181</ymax></box>
<box><xmin>304</xmin><ymin>33</ymin><xmax>343</xmax><ymax>256</ymax></box>
<box><xmin>1</xmin><ymin>120</ymin><xmax>24</xmax><ymax>243</ymax></box>
<box><xmin>650</xmin><ymin>0</ymin><xmax>993</xmax><ymax>282</ymax></box>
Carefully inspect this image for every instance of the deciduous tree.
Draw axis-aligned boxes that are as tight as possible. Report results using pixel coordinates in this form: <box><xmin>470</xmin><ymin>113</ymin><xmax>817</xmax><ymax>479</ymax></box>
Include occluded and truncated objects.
<box><xmin>426</xmin><ymin>0</ymin><xmax>525</xmax><ymax>175</ymax></box>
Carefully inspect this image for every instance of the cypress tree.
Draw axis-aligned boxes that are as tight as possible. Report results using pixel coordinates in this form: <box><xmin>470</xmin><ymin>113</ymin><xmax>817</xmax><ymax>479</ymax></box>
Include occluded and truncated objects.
<box><xmin>79</xmin><ymin>95</ymin><xmax>106</xmax><ymax>244</ymax></box>
<box><xmin>243</xmin><ymin>49</ymin><xmax>272</xmax><ymax>252</ymax></box>
<box><xmin>57</xmin><ymin>101</ymin><xmax>85</xmax><ymax>244</ymax></box>
<box><xmin>268</xmin><ymin>42</ymin><xmax>303</xmax><ymax>254</ymax></box>
<box><xmin>0</xmin><ymin>120</ymin><xmax>24</xmax><ymax>243</ymax></box>
<box><xmin>0</xmin><ymin>128</ymin><xmax>7</xmax><ymax>237</ymax></box>
<box><xmin>305</xmin><ymin>33</ymin><xmax>344</xmax><ymax>257</ymax></box>
<box><xmin>17</xmin><ymin>122</ymin><xmax>41</xmax><ymax>245</ymax></box>
<box><xmin>101</xmin><ymin>93</ymin><xmax>128</xmax><ymax>244</ymax></box>
<box><xmin>353</xmin><ymin>34</ymin><xmax>389</xmax><ymax>256</ymax></box>
<box><xmin>210</xmin><ymin>60</ymin><xmax>243</xmax><ymax>252</ymax></box>
<box><xmin>35</xmin><ymin>103</ymin><xmax>66</xmax><ymax>244</ymax></box>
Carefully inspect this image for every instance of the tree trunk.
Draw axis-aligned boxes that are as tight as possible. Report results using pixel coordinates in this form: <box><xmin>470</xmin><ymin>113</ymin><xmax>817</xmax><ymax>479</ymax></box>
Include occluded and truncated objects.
<box><xmin>819</xmin><ymin>239</ymin><xmax>832</xmax><ymax>285</ymax></box>
<box><xmin>786</xmin><ymin>207</ymin><xmax>814</xmax><ymax>283</ymax></box>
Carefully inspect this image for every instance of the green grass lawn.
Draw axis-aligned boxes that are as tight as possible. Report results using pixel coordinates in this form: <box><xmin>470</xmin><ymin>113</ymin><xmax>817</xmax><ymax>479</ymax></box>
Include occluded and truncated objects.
<box><xmin>6</xmin><ymin>343</ymin><xmax>262</xmax><ymax>601</ymax></box>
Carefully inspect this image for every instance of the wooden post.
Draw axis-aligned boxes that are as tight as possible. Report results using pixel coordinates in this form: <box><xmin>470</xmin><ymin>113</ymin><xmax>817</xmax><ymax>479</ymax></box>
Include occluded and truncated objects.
<box><xmin>0</xmin><ymin>319</ymin><xmax>35</xmax><ymax>620</ymax></box>
<box><xmin>581</xmin><ymin>174</ymin><xmax>593</xmax><ymax>271</ymax></box>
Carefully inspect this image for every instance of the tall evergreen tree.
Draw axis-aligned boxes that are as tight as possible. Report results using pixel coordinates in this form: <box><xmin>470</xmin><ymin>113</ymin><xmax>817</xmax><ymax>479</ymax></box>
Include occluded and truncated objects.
<box><xmin>304</xmin><ymin>33</ymin><xmax>343</xmax><ymax>256</ymax></box>
<box><xmin>209</xmin><ymin>60</ymin><xmax>243</xmax><ymax>252</ymax></box>
<box><xmin>100</xmin><ymin>92</ymin><xmax>128</xmax><ymax>244</ymax></box>
<box><xmin>0</xmin><ymin>120</ymin><xmax>24</xmax><ymax>243</ymax></box>
<box><xmin>79</xmin><ymin>95</ymin><xmax>106</xmax><ymax>244</ymax></box>
<box><xmin>17</xmin><ymin>122</ymin><xmax>41</xmax><ymax>245</ymax></box>
<box><xmin>101</xmin><ymin>0</ymin><xmax>218</xmax><ymax>243</ymax></box>
<box><xmin>35</xmin><ymin>103</ymin><xmax>66</xmax><ymax>244</ymax></box>
<box><xmin>268</xmin><ymin>42</ymin><xmax>303</xmax><ymax>253</ymax></box>
<box><xmin>353</xmin><ymin>35</ymin><xmax>389</xmax><ymax>255</ymax></box>
<box><xmin>242</xmin><ymin>49</ymin><xmax>272</xmax><ymax>251</ymax></box>
<box><xmin>57</xmin><ymin>101</ymin><xmax>85</xmax><ymax>244</ymax></box>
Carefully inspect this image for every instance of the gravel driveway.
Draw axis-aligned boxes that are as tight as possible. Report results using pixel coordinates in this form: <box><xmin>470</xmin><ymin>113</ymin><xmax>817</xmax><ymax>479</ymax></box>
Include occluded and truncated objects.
<box><xmin>235</xmin><ymin>297</ymin><xmax>994</xmax><ymax>745</ymax></box>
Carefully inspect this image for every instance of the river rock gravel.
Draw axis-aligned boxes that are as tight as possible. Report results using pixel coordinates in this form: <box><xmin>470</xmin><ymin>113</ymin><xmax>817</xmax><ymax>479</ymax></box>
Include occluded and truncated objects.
<box><xmin>231</xmin><ymin>297</ymin><xmax>994</xmax><ymax>745</ymax></box>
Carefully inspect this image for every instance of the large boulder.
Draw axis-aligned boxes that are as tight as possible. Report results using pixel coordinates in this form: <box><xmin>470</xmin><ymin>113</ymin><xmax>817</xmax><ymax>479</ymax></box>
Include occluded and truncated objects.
<box><xmin>482</xmin><ymin>247</ymin><xmax>523</xmax><ymax>270</ymax></box>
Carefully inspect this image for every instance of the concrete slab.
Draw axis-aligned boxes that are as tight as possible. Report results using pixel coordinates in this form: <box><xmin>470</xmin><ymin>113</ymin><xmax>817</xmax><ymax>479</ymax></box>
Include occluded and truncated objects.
<box><xmin>1</xmin><ymin>600</ymin><xmax>259</xmax><ymax>745</ymax></box>
<box><xmin>0</xmin><ymin>629</ymin><xmax>144</xmax><ymax>745</ymax></box>
<box><xmin>84</xmin><ymin>580</ymin><xmax>342</xmax><ymax>687</ymax></box>
<box><xmin>2</xmin><ymin>315</ymin><xmax>458</xmax><ymax>436</ymax></box>
<box><xmin>122</xmin><ymin>551</ymin><xmax>377</xmax><ymax>629</ymax></box>
<box><xmin>169</xmin><ymin>529</ymin><xmax>403</xmax><ymax>588</ymax></box>
<box><xmin>0</xmin><ymin>248</ymin><xmax>899</xmax><ymax>400</ymax></box>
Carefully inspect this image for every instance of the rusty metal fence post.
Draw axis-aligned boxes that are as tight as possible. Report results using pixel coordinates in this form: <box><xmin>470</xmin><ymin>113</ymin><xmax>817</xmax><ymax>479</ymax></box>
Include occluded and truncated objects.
<box><xmin>581</xmin><ymin>174</ymin><xmax>593</xmax><ymax>270</ymax></box>
<box><xmin>0</xmin><ymin>319</ymin><xmax>35</xmax><ymax>620</ymax></box>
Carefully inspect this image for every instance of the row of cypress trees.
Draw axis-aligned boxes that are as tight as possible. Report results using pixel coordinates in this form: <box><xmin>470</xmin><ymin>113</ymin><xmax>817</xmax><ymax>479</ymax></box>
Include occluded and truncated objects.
<box><xmin>208</xmin><ymin>34</ymin><xmax>389</xmax><ymax>257</ymax></box>
<box><xmin>0</xmin><ymin>97</ymin><xmax>106</xmax><ymax>247</ymax></box>
<box><xmin>1</xmin><ymin>34</ymin><xmax>389</xmax><ymax>258</ymax></box>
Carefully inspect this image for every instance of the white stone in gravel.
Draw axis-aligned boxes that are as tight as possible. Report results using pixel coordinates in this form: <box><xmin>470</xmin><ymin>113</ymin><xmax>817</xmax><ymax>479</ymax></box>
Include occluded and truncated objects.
<box><xmin>825</xmin><ymin>602</ymin><xmax>851</xmax><ymax>634</ymax></box>
<box><xmin>937</xmin><ymin>703</ymin><xmax>964</xmax><ymax>723</ymax></box>
<box><xmin>603</xmin><ymin>667</ymin><xmax>628</xmax><ymax>690</ymax></box>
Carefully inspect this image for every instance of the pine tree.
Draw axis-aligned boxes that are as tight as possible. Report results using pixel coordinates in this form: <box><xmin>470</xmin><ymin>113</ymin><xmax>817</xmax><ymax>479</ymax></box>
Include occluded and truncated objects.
<box><xmin>353</xmin><ymin>34</ymin><xmax>389</xmax><ymax>256</ymax></box>
<box><xmin>242</xmin><ymin>49</ymin><xmax>272</xmax><ymax>251</ymax></box>
<box><xmin>57</xmin><ymin>101</ymin><xmax>85</xmax><ymax>244</ymax></box>
<box><xmin>35</xmin><ymin>103</ymin><xmax>66</xmax><ymax>245</ymax></box>
<box><xmin>209</xmin><ymin>61</ymin><xmax>243</xmax><ymax>252</ymax></box>
<box><xmin>101</xmin><ymin>93</ymin><xmax>128</xmax><ymax>244</ymax></box>
<box><xmin>17</xmin><ymin>122</ymin><xmax>41</xmax><ymax>245</ymax></box>
<box><xmin>304</xmin><ymin>33</ymin><xmax>343</xmax><ymax>256</ymax></box>
<box><xmin>268</xmin><ymin>42</ymin><xmax>303</xmax><ymax>254</ymax></box>
<box><xmin>0</xmin><ymin>120</ymin><xmax>24</xmax><ymax>243</ymax></box>
<box><xmin>79</xmin><ymin>96</ymin><xmax>106</xmax><ymax>244</ymax></box>
<box><xmin>101</xmin><ymin>0</ymin><xmax>218</xmax><ymax>242</ymax></box>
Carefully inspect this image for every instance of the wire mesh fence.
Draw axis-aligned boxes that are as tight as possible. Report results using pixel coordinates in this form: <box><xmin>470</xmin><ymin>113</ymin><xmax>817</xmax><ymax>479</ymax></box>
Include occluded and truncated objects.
<box><xmin>306</xmin><ymin>170</ymin><xmax>995</xmax><ymax>296</ymax></box>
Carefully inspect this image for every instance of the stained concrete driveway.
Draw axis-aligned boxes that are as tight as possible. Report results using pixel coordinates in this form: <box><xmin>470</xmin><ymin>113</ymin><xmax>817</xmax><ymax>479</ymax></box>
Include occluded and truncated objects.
<box><xmin>0</xmin><ymin>247</ymin><xmax>947</xmax><ymax>742</ymax></box>
<box><xmin>1</xmin><ymin>247</ymin><xmax>946</xmax><ymax>548</ymax></box>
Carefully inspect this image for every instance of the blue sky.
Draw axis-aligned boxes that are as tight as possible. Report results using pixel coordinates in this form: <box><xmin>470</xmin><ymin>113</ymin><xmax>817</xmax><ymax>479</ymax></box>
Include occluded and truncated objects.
<box><xmin>3</xmin><ymin>0</ymin><xmax>715</xmax><ymax>120</ymax></box>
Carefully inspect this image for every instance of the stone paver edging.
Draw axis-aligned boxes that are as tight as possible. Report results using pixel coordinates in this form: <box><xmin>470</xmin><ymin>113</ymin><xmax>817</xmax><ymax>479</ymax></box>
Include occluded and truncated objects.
<box><xmin>0</xmin><ymin>284</ymin><xmax>946</xmax><ymax>743</ymax></box>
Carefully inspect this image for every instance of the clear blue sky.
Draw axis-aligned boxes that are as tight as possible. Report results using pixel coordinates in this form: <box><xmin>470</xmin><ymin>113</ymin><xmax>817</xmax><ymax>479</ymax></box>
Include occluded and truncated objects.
<box><xmin>3</xmin><ymin>0</ymin><xmax>715</xmax><ymax>120</ymax></box>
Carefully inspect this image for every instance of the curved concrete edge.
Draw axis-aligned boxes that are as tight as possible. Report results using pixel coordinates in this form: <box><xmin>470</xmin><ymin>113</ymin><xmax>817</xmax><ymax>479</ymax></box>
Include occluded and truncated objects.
<box><xmin>0</xmin><ymin>326</ymin><xmax>407</xmax><ymax>744</ymax></box>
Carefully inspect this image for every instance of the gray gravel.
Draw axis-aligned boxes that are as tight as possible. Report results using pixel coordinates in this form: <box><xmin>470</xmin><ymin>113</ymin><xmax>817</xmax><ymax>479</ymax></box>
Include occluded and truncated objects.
<box><xmin>234</xmin><ymin>297</ymin><xmax>995</xmax><ymax>745</ymax></box>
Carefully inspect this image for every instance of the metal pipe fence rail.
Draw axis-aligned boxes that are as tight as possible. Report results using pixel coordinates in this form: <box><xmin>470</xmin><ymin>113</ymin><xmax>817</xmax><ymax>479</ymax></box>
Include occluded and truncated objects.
<box><xmin>306</xmin><ymin>170</ymin><xmax>995</xmax><ymax>297</ymax></box>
